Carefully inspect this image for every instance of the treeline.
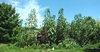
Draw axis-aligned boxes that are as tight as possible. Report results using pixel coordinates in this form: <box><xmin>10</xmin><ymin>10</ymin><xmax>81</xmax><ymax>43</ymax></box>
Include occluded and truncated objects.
<box><xmin>42</xmin><ymin>8</ymin><xmax>100</xmax><ymax>48</ymax></box>
<box><xmin>0</xmin><ymin>2</ymin><xmax>100</xmax><ymax>49</ymax></box>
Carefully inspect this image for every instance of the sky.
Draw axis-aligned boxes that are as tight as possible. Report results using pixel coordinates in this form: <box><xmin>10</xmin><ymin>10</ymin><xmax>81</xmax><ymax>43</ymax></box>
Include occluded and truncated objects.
<box><xmin>0</xmin><ymin>0</ymin><xmax>100</xmax><ymax>27</ymax></box>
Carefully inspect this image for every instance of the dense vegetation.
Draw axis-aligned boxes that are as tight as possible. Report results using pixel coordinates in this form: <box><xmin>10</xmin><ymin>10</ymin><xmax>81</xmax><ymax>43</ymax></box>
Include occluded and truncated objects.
<box><xmin>0</xmin><ymin>2</ymin><xmax>100</xmax><ymax>52</ymax></box>
<box><xmin>0</xmin><ymin>2</ymin><xmax>22</xmax><ymax>43</ymax></box>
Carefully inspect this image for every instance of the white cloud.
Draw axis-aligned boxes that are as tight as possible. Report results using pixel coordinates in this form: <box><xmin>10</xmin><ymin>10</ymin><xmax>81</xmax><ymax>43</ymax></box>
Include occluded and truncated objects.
<box><xmin>9</xmin><ymin>0</ymin><xmax>48</xmax><ymax>28</ymax></box>
<box><xmin>9</xmin><ymin>0</ymin><xmax>20</xmax><ymax>7</ymax></box>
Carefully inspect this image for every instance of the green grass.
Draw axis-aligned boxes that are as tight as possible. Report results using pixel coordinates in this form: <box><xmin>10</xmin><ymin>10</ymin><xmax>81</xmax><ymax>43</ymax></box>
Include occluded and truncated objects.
<box><xmin>0</xmin><ymin>43</ymin><xmax>99</xmax><ymax>52</ymax></box>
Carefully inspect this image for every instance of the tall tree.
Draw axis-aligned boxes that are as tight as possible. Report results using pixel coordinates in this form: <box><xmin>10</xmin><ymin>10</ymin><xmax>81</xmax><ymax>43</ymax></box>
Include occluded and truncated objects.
<box><xmin>56</xmin><ymin>8</ymin><xmax>68</xmax><ymax>44</ymax></box>
<box><xmin>26</xmin><ymin>8</ymin><xmax>37</xmax><ymax>31</ymax></box>
<box><xmin>43</xmin><ymin>8</ymin><xmax>56</xmax><ymax>45</ymax></box>
<box><xmin>24</xmin><ymin>8</ymin><xmax>37</xmax><ymax>45</ymax></box>
<box><xmin>0</xmin><ymin>2</ymin><xmax>22</xmax><ymax>43</ymax></box>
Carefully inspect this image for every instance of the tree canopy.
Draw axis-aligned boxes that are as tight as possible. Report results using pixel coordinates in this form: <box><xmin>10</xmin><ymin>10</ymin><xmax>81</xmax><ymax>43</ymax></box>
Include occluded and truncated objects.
<box><xmin>0</xmin><ymin>2</ymin><xmax>22</xmax><ymax>43</ymax></box>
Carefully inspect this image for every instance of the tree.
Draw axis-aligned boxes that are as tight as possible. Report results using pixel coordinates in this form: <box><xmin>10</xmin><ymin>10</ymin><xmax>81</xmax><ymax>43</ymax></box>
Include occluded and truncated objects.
<box><xmin>23</xmin><ymin>8</ymin><xmax>37</xmax><ymax>46</ymax></box>
<box><xmin>56</xmin><ymin>8</ymin><xmax>68</xmax><ymax>45</ymax></box>
<box><xmin>70</xmin><ymin>14</ymin><xmax>97</xmax><ymax>46</ymax></box>
<box><xmin>43</xmin><ymin>8</ymin><xmax>56</xmax><ymax>46</ymax></box>
<box><xmin>95</xmin><ymin>20</ymin><xmax>100</xmax><ymax>43</ymax></box>
<box><xmin>0</xmin><ymin>2</ymin><xmax>22</xmax><ymax>43</ymax></box>
<box><xmin>26</xmin><ymin>8</ymin><xmax>37</xmax><ymax>31</ymax></box>
<box><xmin>70</xmin><ymin>14</ymin><xmax>84</xmax><ymax>46</ymax></box>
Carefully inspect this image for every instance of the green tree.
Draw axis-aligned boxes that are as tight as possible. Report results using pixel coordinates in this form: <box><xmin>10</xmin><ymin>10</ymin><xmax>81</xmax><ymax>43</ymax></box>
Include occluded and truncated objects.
<box><xmin>43</xmin><ymin>8</ymin><xmax>56</xmax><ymax>46</ymax></box>
<box><xmin>26</xmin><ymin>8</ymin><xmax>37</xmax><ymax>31</ymax></box>
<box><xmin>70</xmin><ymin>14</ymin><xmax>97</xmax><ymax>46</ymax></box>
<box><xmin>0</xmin><ymin>2</ymin><xmax>22</xmax><ymax>43</ymax></box>
<box><xmin>56</xmin><ymin>8</ymin><xmax>68</xmax><ymax>45</ymax></box>
<box><xmin>22</xmin><ymin>8</ymin><xmax>37</xmax><ymax>46</ymax></box>
<box><xmin>70</xmin><ymin>14</ymin><xmax>83</xmax><ymax>46</ymax></box>
<box><xmin>95</xmin><ymin>20</ymin><xmax>100</xmax><ymax>43</ymax></box>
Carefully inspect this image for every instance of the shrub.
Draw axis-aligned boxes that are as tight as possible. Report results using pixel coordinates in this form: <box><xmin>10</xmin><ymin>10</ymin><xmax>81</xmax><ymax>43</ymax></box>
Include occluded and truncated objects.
<box><xmin>14</xmin><ymin>39</ymin><xmax>26</xmax><ymax>48</ymax></box>
<box><xmin>84</xmin><ymin>42</ymin><xmax>100</xmax><ymax>49</ymax></box>
<box><xmin>60</xmin><ymin>38</ymin><xmax>80</xmax><ymax>49</ymax></box>
<box><xmin>39</xmin><ymin>44</ymin><xmax>50</xmax><ymax>49</ymax></box>
<box><xmin>51</xmin><ymin>44</ymin><xmax>59</xmax><ymax>49</ymax></box>
<box><xmin>15</xmin><ymin>29</ymin><xmax>37</xmax><ymax>48</ymax></box>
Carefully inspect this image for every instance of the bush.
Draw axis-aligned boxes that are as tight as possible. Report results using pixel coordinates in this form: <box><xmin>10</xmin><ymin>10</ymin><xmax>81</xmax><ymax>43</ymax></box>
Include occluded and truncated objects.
<box><xmin>14</xmin><ymin>39</ymin><xmax>26</xmax><ymax>48</ymax></box>
<box><xmin>15</xmin><ymin>29</ymin><xmax>37</xmax><ymax>48</ymax></box>
<box><xmin>38</xmin><ymin>44</ymin><xmax>50</xmax><ymax>49</ymax></box>
<box><xmin>84</xmin><ymin>42</ymin><xmax>100</xmax><ymax>49</ymax></box>
<box><xmin>51</xmin><ymin>44</ymin><xmax>59</xmax><ymax>49</ymax></box>
<box><xmin>60</xmin><ymin>38</ymin><xmax>80</xmax><ymax>49</ymax></box>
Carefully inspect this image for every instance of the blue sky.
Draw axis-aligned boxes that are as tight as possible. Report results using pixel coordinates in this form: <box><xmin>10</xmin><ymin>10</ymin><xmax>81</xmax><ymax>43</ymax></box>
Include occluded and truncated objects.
<box><xmin>0</xmin><ymin>0</ymin><xmax>100</xmax><ymax>27</ymax></box>
<box><xmin>38</xmin><ymin>0</ymin><xmax>100</xmax><ymax>22</ymax></box>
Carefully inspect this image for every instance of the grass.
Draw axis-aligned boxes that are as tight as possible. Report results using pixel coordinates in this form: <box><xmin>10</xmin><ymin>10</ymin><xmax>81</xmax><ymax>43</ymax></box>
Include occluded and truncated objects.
<box><xmin>0</xmin><ymin>43</ymin><xmax>99</xmax><ymax>52</ymax></box>
<box><xmin>0</xmin><ymin>43</ymin><xmax>83</xmax><ymax>52</ymax></box>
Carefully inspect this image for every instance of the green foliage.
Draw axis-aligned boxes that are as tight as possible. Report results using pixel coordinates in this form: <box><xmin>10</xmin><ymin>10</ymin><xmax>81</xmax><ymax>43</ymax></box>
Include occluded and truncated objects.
<box><xmin>15</xmin><ymin>38</ymin><xmax>26</xmax><ymax>48</ymax></box>
<box><xmin>0</xmin><ymin>2</ymin><xmax>100</xmax><ymax>50</ymax></box>
<box><xmin>83</xmin><ymin>42</ymin><xmax>100</xmax><ymax>49</ymax></box>
<box><xmin>0</xmin><ymin>44</ymin><xmax>84</xmax><ymax>52</ymax></box>
<box><xmin>56</xmin><ymin>8</ymin><xmax>69</xmax><ymax>44</ymax></box>
<box><xmin>95</xmin><ymin>20</ymin><xmax>100</xmax><ymax>43</ymax></box>
<box><xmin>15</xmin><ymin>27</ymin><xmax>37</xmax><ymax>48</ymax></box>
<box><xmin>14</xmin><ymin>8</ymin><xmax>38</xmax><ymax>48</ymax></box>
<box><xmin>43</xmin><ymin>8</ymin><xmax>56</xmax><ymax>46</ymax></box>
<box><xmin>57</xmin><ymin>38</ymin><xmax>80</xmax><ymax>49</ymax></box>
<box><xmin>26</xmin><ymin>8</ymin><xmax>37</xmax><ymax>28</ymax></box>
<box><xmin>0</xmin><ymin>44</ymin><xmax>20</xmax><ymax>52</ymax></box>
<box><xmin>0</xmin><ymin>2</ymin><xmax>22</xmax><ymax>43</ymax></box>
<box><xmin>70</xmin><ymin>14</ymin><xmax>98</xmax><ymax>46</ymax></box>
<box><xmin>40</xmin><ymin>44</ymin><xmax>49</xmax><ymax>49</ymax></box>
